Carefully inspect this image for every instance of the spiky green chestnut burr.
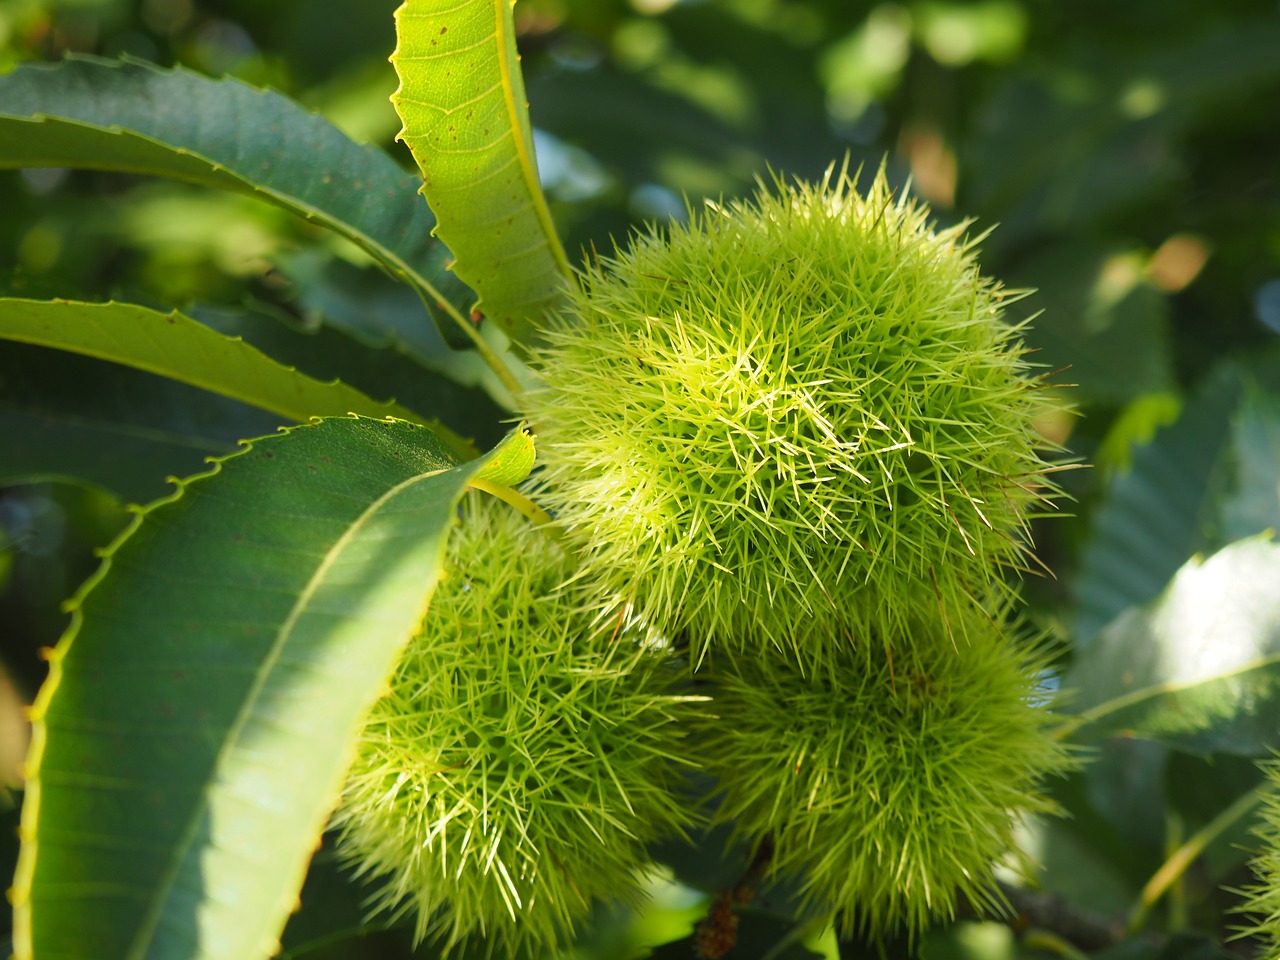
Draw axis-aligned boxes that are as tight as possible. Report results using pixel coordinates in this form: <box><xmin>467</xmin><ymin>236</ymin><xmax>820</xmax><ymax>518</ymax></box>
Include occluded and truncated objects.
<box><xmin>522</xmin><ymin>166</ymin><xmax>1063</xmax><ymax>660</ymax></box>
<box><xmin>1237</xmin><ymin>761</ymin><xmax>1280</xmax><ymax>958</ymax></box>
<box><xmin>693</xmin><ymin>609</ymin><xmax>1071</xmax><ymax>940</ymax></box>
<box><xmin>334</xmin><ymin>493</ymin><xmax>700</xmax><ymax>956</ymax></box>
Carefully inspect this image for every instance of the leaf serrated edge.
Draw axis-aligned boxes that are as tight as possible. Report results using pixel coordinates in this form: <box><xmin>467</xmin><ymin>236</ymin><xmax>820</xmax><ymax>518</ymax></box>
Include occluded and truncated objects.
<box><xmin>0</xmin><ymin>297</ymin><xmax>480</xmax><ymax>461</ymax></box>
<box><xmin>8</xmin><ymin>419</ymin><xmax>529</xmax><ymax>960</ymax></box>
<box><xmin>11</xmin><ymin>416</ymin><xmax>529</xmax><ymax>959</ymax></box>
<box><xmin>125</xmin><ymin>417</ymin><xmax>460</xmax><ymax>959</ymax></box>
<box><xmin>10</xmin><ymin>418</ymin><xmax>264</xmax><ymax>960</ymax></box>
<box><xmin>389</xmin><ymin>0</ymin><xmax>574</xmax><ymax>345</ymax></box>
<box><xmin>0</xmin><ymin>56</ymin><xmax>521</xmax><ymax>395</ymax></box>
<box><xmin>491</xmin><ymin>0</ymin><xmax>574</xmax><ymax>290</ymax></box>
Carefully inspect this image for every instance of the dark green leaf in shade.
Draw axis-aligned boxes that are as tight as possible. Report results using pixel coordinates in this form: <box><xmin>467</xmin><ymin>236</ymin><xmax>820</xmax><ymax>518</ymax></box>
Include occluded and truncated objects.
<box><xmin>1152</xmin><ymin>932</ymin><xmax>1238</xmax><ymax>960</ymax></box>
<box><xmin>0</xmin><ymin>56</ymin><xmax>475</xmax><ymax>344</ymax></box>
<box><xmin>191</xmin><ymin>301</ymin><xmax>509</xmax><ymax>451</ymax></box>
<box><xmin>1083</xmin><ymin>738</ymin><xmax>1169</xmax><ymax>854</ymax></box>
<box><xmin>647</xmin><ymin>910</ymin><xmax>822</xmax><ymax>960</ymax></box>
<box><xmin>1033</xmin><ymin>775</ymin><xmax>1148</xmax><ymax>916</ymax></box>
<box><xmin>0</xmin><ymin>298</ymin><xmax>474</xmax><ymax>458</ymax></box>
<box><xmin>651</xmin><ymin>818</ymin><xmax>748</xmax><ymax>895</ymax></box>
<box><xmin>10</xmin><ymin>419</ymin><xmax>535</xmax><ymax>960</ymax></box>
<box><xmin>1072</xmin><ymin>367</ymin><xmax>1242</xmax><ymax>647</ymax></box>
<box><xmin>276</xmin><ymin>841</ymin><xmax>398</xmax><ymax>960</ymax></box>
<box><xmin>0</xmin><ymin>342</ymin><xmax>280</xmax><ymax>503</ymax></box>
<box><xmin>1083</xmin><ymin>939</ymin><xmax>1163</xmax><ymax>960</ymax></box>
<box><xmin>1064</xmin><ymin>536</ymin><xmax>1280</xmax><ymax>756</ymax></box>
<box><xmin>1221</xmin><ymin>390</ymin><xmax>1280</xmax><ymax>544</ymax></box>
<box><xmin>1006</xmin><ymin>243</ymin><xmax>1175</xmax><ymax>406</ymax></box>
<box><xmin>0</xmin><ymin>796</ymin><xmax>21</xmax><ymax>951</ymax></box>
<box><xmin>963</xmin><ymin>20</ymin><xmax>1280</xmax><ymax>252</ymax></box>
<box><xmin>278</xmin><ymin>838</ymin><xmax>449</xmax><ymax>959</ymax></box>
<box><xmin>1093</xmin><ymin>935</ymin><xmax>1240</xmax><ymax>960</ymax></box>
<box><xmin>275</xmin><ymin>252</ymin><xmax>505</xmax><ymax>386</ymax></box>
<box><xmin>1163</xmin><ymin>751</ymin><xmax>1263</xmax><ymax>882</ymax></box>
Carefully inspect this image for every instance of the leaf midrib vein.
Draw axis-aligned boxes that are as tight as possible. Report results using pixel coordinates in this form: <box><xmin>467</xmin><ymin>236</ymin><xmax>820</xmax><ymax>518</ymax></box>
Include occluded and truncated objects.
<box><xmin>125</xmin><ymin>455</ymin><xmax>448</xmax><ymax>960</ymax></box>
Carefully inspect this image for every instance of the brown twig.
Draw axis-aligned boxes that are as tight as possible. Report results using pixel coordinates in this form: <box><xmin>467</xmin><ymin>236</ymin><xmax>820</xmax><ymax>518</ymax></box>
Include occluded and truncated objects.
<box><xmin>694</xmin><ymin>837</ymin><xmax>775</xmax><ymax>959</ymax></box>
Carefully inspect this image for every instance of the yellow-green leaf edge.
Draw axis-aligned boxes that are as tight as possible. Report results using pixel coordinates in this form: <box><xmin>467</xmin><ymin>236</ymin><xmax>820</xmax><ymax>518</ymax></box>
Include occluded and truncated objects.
<box><xmin>11</xmin><ymin>420</ymin><xmax>535</xmax><ymax>960</ymax></box>
<box><xmin>391</xmin><ymin>0</ymin><xmax>574</xmax><ymax>347</ymax></box>
<box><xmin>0</xmin><ymin>297</ymin><xmax>476</xmax><ymax>459</ymax></box>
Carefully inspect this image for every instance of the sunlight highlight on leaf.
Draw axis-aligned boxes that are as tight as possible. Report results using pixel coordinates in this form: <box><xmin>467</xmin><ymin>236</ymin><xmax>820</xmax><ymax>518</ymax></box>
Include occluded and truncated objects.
<box><xmin>1065</xmin><ymin>536</ymin><xmax>1280</xmax><ymax>756</ymax></box>
<box><xmin>391</xmin><ymin>0</ymin><xmax>574</xmax><ymax>346</ymax></box>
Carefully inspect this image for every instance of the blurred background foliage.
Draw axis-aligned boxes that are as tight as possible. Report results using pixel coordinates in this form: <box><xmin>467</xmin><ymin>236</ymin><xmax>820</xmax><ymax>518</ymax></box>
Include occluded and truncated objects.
<box><xmin>1</xmin><ymin>0</ymin><xmax>1279</xmax><ymax>958</ymax></box>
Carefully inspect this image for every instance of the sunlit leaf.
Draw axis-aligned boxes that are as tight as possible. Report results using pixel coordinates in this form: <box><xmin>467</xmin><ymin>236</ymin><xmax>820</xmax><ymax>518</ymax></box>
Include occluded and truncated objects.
<box><xmin>1064</xmin><ymin>536</ymin><xmax>1280</xmax><ymax>756</ymax></box>
<box><xmin>12</xmin><ymin>421</ymin><xmax>535</xmax><ymax>960</ymax></box>
<box><xmin>391</xmin><ymin>0</ymin><xmax>573</xmax><ymax>344</ymax></box>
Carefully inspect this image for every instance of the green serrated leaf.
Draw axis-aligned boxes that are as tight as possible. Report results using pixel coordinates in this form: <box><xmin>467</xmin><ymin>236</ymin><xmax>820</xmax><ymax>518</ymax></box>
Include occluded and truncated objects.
<box><xmin>12</xmin><ymin>420</ymin><xmax>529</xmax><ymax>960</ymax></box>
<box><xmin>0</xmin><ymin>55</ymin><xmax>476</xmax><ymax>346</ymax></box>
<box><xmin>1222</xmin><ymin>389</ymin><xmax>1280</xmax><ymax>543</ymax></box>
<box><xmin>0</xmin><ymin>298</ymin><xmax>479</xmax><ymax>459</ymax></box>
<box><xmin>1073</xmin><ymin>367</ymin><xmax>1242</xmax><ymax>647</ymax></box>
<box><xmin>391</xmin><ymin>0</ymin><xmax>573</xmax><ymax>344</ymax></box>
<box><xmin>1063</xmin><ymin>536</ymin><xmax>1280</xmax><ymax>755</ymax></box>
<box><xmin>0</xmin><ymin>342</ymin><xmax>280</xmax><ymax>502</ymax></box>
<box><xmin>276</xmin><ymin>251</ymin><xmax>507</xmax><ymax>393</ymax></box>
<box><xmin>191</xmin><ymin>300</ymin><xmax>509</xmax><ymax>451</ymax></box>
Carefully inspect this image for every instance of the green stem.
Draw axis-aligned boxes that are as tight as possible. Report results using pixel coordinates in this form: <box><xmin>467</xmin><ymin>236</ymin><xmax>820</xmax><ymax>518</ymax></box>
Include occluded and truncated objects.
<box><xmin>1022</xmin><ymin>929</ymin><xmax>1092</xmax><ymax>960</ymax></box>
<box><xmin>412</xmin><ymin>283</ymin><xmax>526</xmax><ymax>401</ymax></box>
<box><xmin>1127</xmin><ymin>782</ymin><xmax>1272</xmax><ymax>934</ymax></box>
<box><xmin>1164</xmin><ymin>810</ymin><xmax>1188</xmax><ymax>932</ymax></box>
<box><xmin>468</xmin><ymin>478</ymin><xmax>571</xmax><ymax>551</ymax></box>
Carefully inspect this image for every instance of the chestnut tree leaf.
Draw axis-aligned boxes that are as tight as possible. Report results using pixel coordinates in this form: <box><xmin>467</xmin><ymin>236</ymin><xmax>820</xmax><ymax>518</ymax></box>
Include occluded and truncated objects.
<box><xmin>11</xmin><ymin>420</ymin><xmax>535</xmax><ymax>960</ymax></box>
<box><xmin>391</xmin><ymin>0</ymin><xmax>573</xmax><ymax>344</ymax></box>
<box><xmin>1072</xmin><ymin>368</ymin><xmax>1242</xmax><ymax>647</ymax></box>
<box><xmin>0</xmin><ymin>342</ymin><xmax>280</xmax><ymax>503</ymax></box>
<box><xmin>1063</xmin><ymin>536</ymin><xmax>1280</xmax><ymax>756</ymax></box>
<box><xmin>0</xmin><ymin>298</ymin><xmax>475</xmax><ymax>459</ymax></box>
<box><xmin>1221</xmin><ymin>390</ymin><xmax>1280</xmax><ymax>542</ymax></box>
<box><xmin>0</xmin><ymin>55</ymin><xmax>478</xmax><ymax>355</ymax></box>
